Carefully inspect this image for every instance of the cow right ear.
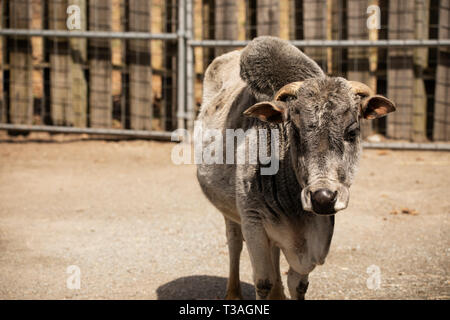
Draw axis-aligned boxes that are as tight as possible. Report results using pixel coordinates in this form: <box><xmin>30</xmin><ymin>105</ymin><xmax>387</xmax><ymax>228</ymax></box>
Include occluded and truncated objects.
<box><xmin>348</xmin><ymin>81</ymin><xmax>396</xmax><ymax>120</ymax></box>
<box><xmin>361</xmin><ymin>95</ymin><xmax>396</xmax><ymax>120</ymax></box>
<box><xmin>243</xmin><ymin>101</ymin><xmax>287</xmax><ymax>123</ymax></box>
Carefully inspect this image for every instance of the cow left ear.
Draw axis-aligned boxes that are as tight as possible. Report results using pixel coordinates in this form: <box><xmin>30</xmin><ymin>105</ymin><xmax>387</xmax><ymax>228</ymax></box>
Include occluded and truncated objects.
<box><xmin>361</xmin><ymin>95</ymin><xmax>396</xmax><ymax>120</ymax></box>
<box><xmin>243</xmin><ymin>101</ymin><xmax>287</xmax><ymax>123</ymax></box>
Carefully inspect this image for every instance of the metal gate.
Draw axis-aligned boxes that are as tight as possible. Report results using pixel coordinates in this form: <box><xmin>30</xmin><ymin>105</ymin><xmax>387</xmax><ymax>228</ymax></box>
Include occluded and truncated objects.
<box><xmin>0</xmin><ymin>0</ymin><xmax>449</xmax><ymax>149</ymax></box>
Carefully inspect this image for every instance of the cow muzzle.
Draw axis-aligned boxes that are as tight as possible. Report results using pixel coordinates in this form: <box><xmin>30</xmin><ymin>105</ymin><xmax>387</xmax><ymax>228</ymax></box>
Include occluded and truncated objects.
<box><xmin>301</xmin><ymin>181</ymin><xmax>349</xmax><ymax>215</ymax></box>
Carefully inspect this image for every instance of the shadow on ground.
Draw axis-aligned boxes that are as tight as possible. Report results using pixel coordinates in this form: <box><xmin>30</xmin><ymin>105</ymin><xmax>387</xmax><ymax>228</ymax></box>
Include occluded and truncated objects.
<box><xmin>156</xmin><ymin>275</ymin><xmax>255</xmax><ymax>300</ymax></box>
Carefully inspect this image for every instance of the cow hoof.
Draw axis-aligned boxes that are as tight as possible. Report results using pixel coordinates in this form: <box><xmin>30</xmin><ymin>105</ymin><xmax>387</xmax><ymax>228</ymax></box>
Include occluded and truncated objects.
<box><xmin>293</xmin><ymin>281</ymin><xmax>309</xmax><ymax>300</ymax></box>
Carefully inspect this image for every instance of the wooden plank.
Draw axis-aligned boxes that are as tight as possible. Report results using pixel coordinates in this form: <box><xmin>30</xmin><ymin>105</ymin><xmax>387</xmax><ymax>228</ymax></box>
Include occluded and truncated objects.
<box><xmin>9</xmin><ymin>0</ymin><xmax>33</xmax><ymax>125</ymax></box>
<box><xmin>69</xmin><ymin>0</ymin><xmax>87</xmax><ymax>127</ymax></box>
<box><xmin>193</xmin><ymin>0</ymin><xmax>203</xmax><ymax>114</ymax></box>
<box><xmin>327</xmin><ymin>0</ymin><xmax>345</xmax><ymax>76</ymax></box>
<box><xmin>287</xmin><ymin>0</ymin><xmax>296</xmax><ymax>40</ymax></box>
<box><xmin>111</xmin><ymin>0</ymin><xmax>124</xmax><ymax>129</ymax></box>
<box><xmin>303</xmin><ymin>0</ymin><xmax>326</xmax><ymax>69</ymax></box>
<box><xmin>279</xmin><ymin>0</ymin><xmax>289</xmax><ymax>40</ymax></box>
<box><xmin>433</xmin><ymin>0</ymin><xmax>450</xmax><ymax>141</ymax></box>
<box><xmin>256</xmin><ymin>0</ymin><xmax>279</xmax><ymax>36</ymax></box>
<box><xmin>202</xmin><ymin>0</ymin><xmax>215</xmax><ymax>70</ymax></box>
<box><xmin>245</xmin><ymin>0</ymin><xmax>257</xmax><ymax>39</ymax></box>
<box><xmin>128</xmin><ymin>0</ymin><xmax>152</xmax><ymax>130</ymax></box>
<box><xmin>0</xmin><ymin>0</ymin><xmax>4</xmax><ymax>123</ymax></box>
<box><xmin>412</xmin><ymin>0</ymin><xmax>429</xmax><ymax>142</ymax></box>
<box><xmin>387</xmin><ymin>0</ymin><xmax>415</xmax><ymax>140</ymax></box>
<box><xmin>151</xmin><ymin>0</ymin><xmax>164</xmax><ymax>130</ymax></box>
<box><xmin>89</xmin><ymin>0</ymin><xmax>112</xmax><ymax>128</ymax></box>
<box><xmin>31</xmin><ymin>0</ymin><xmax>44</xmax><ymax>125</ymax></box>
<box><xmin>193</xmin><ymin>0</ymin><xmax>204</xmax><ymax>75</ymax></box>
<box><xmin>236</xmin><ymin>0</ymin><xmax>246</xmax><ymax>41</ymax></box>
<box><xmin>347</xmin><ymin>0</ymin><xmax>373</xmax><ymax>138</ymax></box>
<box><xmin>162</xmin><ymin>0</ymin><xmax>177</xmax><ymax>130</ymax></box>
<box><xmin>368</xmin><ymin>0</ymin><xmax>378</xmax><ymax>92</ymax></box>
<box><xmin>49</xmin><ymin>0</ymin><xmax>72</xmax><ymax>126</ymax></box>
<box><xmin>215</xmin><ymin>0</ymin><xmax>238</xmax><ymax>56</ymax></box>
<box><xmin>215</xmin><ymin>0</ymin><xmax>237</xmax><ymax>40</ymax></box>
<box><xmin>291</xmin><ymin>0</ymin><xmax>304</xmax><ymax>40</ymax></box>
<box><xmin>326</xmin><ymin>0</ymin><xmax>333</xmax><ymax>75</ymax></box>
<box><xmin>433</xmin><ymin>57</ymin><xmax>450</xmax><ymax>141</ymax></box>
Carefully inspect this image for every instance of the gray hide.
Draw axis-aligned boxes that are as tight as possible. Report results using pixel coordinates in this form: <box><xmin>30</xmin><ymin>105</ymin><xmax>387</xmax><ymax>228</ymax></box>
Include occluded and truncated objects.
<box><xmin>196</xmin><ymin>36</ymin><xmax>395</xmax><ymax>300</ymax></box>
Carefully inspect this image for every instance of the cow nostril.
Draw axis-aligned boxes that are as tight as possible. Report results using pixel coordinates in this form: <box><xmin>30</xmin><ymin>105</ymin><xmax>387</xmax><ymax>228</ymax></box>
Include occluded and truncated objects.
<box><xmin>312</xmin><ymin>189</ymin><xmax>336</xmax><ymax>203</ymax></box>
<box><xmin>311</xmin><ymin>189</ymin><xmax>337</xmax><ymax>215</ymax></box>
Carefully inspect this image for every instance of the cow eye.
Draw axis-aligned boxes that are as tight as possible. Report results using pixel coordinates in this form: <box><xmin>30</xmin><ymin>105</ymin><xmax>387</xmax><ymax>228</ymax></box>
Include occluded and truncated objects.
<box><xmin>345</xmin><ymin>122</ymin><xmax>360</xmax><ymax>142</ymax></box>
<box><xmin>279</xmin><ymin>95</ymin><xmax>295</xmax><ymax>103</ymax></box>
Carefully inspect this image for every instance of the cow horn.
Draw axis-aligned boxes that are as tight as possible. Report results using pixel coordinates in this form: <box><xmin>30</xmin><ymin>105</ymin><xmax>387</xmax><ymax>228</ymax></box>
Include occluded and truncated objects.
<box><xmin>274</xmin><ymin>81</ymin><xmax>304</xmax><ymax>101</ymax></box>
<box><xmin>348</xmin><ymin>81</ymin><xmax>374</xmax><ymax>98</ymax></box>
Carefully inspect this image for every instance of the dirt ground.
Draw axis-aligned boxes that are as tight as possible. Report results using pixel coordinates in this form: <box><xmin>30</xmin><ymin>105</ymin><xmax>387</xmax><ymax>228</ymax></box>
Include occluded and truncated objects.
<box><xmin>0</xmin><ymin>132</ymin><xmax>448</xmax><ymax>300</ymax></box>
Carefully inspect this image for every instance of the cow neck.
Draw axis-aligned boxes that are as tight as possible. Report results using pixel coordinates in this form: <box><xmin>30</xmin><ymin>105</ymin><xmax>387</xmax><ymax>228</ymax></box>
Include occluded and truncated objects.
<box><xmin>257</xmin><ymin>121</ymin><xmax>304</xmax><ymax>217</ymax></box>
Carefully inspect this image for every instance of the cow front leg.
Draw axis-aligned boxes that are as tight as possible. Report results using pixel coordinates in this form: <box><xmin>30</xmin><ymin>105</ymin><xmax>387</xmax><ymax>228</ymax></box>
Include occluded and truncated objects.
<box><xmin>287</xmin><ymin>267</ymin><xmax>309</xmax><ymax>300</ymax></box>
<box><xmin>268</xmin><ymin>243</ymin><xmax>286</xmax><ymax>299</ymax></box>
<box><xmin>224</xmin><ymin>217</ymin><xmax>244</xmax><ymax>300</ymax></box>
<box><xmin>241</xmin><ymin>214</ymin><xmax>277</xmax><ymax>300</ymax></box>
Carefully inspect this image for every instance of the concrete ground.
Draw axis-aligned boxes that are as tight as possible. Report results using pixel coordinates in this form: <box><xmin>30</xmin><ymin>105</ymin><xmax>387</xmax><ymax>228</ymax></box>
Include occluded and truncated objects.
<box><xmin>0</xmin><ymin>133</ymin><xmax>448</xmax><ymax>299</ymax></box>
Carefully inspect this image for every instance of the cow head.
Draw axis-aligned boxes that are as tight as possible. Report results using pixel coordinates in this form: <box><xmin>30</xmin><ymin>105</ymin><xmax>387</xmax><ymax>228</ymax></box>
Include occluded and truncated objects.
<box><xmin>244</xmin><ymin>77</ymin><xmax>395</xmax><ymax>215</ymax></box>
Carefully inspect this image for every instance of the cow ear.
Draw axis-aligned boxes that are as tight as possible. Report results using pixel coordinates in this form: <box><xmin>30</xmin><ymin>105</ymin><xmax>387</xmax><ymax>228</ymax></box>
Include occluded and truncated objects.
<box><xmin>362</xmin><ymin>95</ymin><xmax>396</xmax><ymax>120</ymax></box>
<box><xmin>243</xmin><ymin>101</ymin><xmax>287</xmax><ymax>123</ymax></box>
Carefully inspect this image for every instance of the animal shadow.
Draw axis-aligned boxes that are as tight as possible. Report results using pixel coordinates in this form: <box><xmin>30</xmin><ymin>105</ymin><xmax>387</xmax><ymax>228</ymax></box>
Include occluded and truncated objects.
<box><xmin>156</xmin><ymin>275</ymin><xmax>255</xmax><ymax>300</ymax></box>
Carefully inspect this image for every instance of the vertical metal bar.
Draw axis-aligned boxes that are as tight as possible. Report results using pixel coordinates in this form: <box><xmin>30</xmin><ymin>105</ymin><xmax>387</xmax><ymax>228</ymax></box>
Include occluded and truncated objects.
<box><xmin>186</xmin><ymin>0</ymin><xmax>194</xmax><ymax>131</ymax></box>
<box><xmin>177</xmin><ymin>0</ymin><xmax>186</xmax><ymax>130</ymax></box>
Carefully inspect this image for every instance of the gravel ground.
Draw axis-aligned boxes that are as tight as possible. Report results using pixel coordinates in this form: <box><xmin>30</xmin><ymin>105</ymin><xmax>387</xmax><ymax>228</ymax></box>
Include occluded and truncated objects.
<box><xmin>0</xmin><ymin>133</ymin><xmax>449</xmax><ymax>299</ymax></box>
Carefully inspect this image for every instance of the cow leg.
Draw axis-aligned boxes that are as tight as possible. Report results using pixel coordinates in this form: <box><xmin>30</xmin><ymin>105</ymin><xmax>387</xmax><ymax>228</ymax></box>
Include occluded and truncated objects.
<box><xmin>224</xmin><ymin>217</ymin><xmax>243</xmax><ymax>300</ymax></box>
<box><xmin>287</xmin><ymin>267</ymin><xmax>309</xmax><ymax>300</ymax></box>
<box><xmin>241</xmin><ymin>214</ymin><xmax>277</xmax><ymax>300</ymax></box>
<box><xmin>268</xmin><ymin>243</ymin><xmax>286</xmax><ymax>299</ymax></box>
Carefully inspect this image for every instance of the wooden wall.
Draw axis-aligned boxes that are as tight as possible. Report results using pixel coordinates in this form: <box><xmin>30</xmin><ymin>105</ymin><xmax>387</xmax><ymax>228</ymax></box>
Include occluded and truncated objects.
<box><xmin>0</xmin><ymin>0</ymin><xmax>449</xmax><ymax>141</ymax></box>
<box><xmin>433</xmin><ymin>0</ymin><xmax>450</xmax><ymax>141</ymax></box>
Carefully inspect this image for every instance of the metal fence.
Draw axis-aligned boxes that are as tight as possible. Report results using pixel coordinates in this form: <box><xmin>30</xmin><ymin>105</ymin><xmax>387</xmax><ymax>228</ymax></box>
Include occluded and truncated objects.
<box><xmin>0</xmin><ymin>0</ymin><xmax>449</xmax><ymax>147</ymax></box>
<box><xmin>0</xmin><ymin>0</ymin><xmax>181</xmax><ymax>140</ymax></box>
